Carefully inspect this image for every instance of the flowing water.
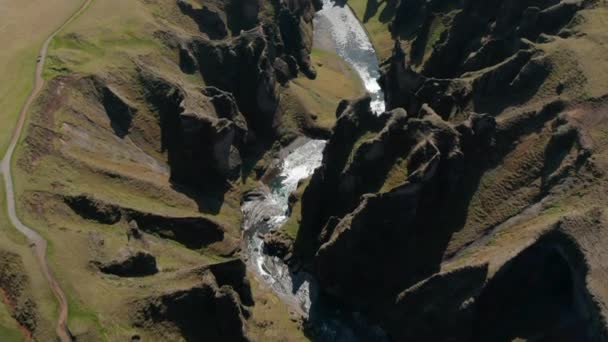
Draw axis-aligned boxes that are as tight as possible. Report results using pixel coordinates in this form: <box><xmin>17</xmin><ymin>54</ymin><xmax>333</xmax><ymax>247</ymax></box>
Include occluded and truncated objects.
<box><xmin>315</xmin><ymin>0</ymin><xmax>386</xmax><ymax>114</ymax></box>
<box><xmin>242</xmin><ymin>1</ymin><xmax>387</xmax><ymax>340</ymax></box>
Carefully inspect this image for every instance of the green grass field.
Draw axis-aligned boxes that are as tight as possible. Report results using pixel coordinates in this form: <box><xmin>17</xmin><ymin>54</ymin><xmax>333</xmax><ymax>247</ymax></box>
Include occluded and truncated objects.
<box><xmin>0</xmin><ymin>0</ymin><xmax>83</xmax><ymax>156</ymax></box>
<box><xmin>348</xmin><ymin>0</ymin><xmax>396</xmax><ymax>61</ymax></box>
<box><xmin>0</xmin><ymin>303</ymin><xmax>23</xmax><ymax>342</ymax></box>
<box><xmin>290</xmin><ymin>48</ymin><xmax>365</xmax><ymax>129</ymax></box>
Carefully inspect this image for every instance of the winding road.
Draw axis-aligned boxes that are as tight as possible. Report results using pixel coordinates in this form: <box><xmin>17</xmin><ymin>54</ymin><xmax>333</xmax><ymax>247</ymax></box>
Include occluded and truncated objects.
<box><xmin>0</xmin><ymin>0</ymin><xmax>94</xmax><ymax>341</ymax></box>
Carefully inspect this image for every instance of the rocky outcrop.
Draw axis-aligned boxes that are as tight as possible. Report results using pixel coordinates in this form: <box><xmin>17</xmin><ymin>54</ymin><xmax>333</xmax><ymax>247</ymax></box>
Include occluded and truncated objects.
<box><xmin>63</xmin><ymin>194</ymin><xmax>239</xmax><ymax>256</ymax></box>
<box><xmin>384</xmin><ymin>209</ymin><xmax>608</xmax><ymax>341</ymax></box>
<box><xmin>94</xmin><ymin>248</ymin><xmax>158</xmax><ymax>277</ymax></box>
<box><xmin>178</xmin><ymin>0</ymin><xmax>261</xmax><ymax>39</ymax></box>
<box><xmin>128</xmin><ymin>211</ymin><xmax>238</xmax><ymax>256</ymax></box>
<box><xmin>292</xmin><ymin>87</ymin><xmax>600</xmax><ymax>339</ymax></box>
<box><xmin>131</xmin><ymin>260</ymin><xmax>253</xmax><ymax>341</ymax></box>
<box><xmin>139</xmin><ymin>71</ymin><xmax>245</xmax><ymax>190</ymax></box>
<box><xmin>288</xmin><ymin>0</ymin><xmax>607</xmax><ymax>339</ymax></box>
<box><xmin>263</xmin><ymin>229</ymin><xmax>294</xmax><ymax>261</ymax></box>
<box><xmin>189</xmin><ymin>28</ymin><xmax>280</xmax><ymax>136</ymax></box>
<box><xmin>392</xmin><ymin>0</ymin><xmax>582</xmax><ymax>78</ymax></box>
<box><xmin>90</xmin><ymin>77</ymin><xmax>137</xmax><ymax>138</ymax></box>
<box><xmin>176</xmin><ymin>0</ymin><xmax>321</xmax><ymax>137</ymax></box>
<box><xmin>296</xmin><ymin>99</ymin><xmax>496</xmax><ymax>307</ymax></box>
<box><xmin>382</xmin><ymin>0</ymin><xmax>585</xmax><ymax>119</ymax></box>
<box><xmin>64</xmin><ymin>194</ymin><xmax>122</xmax><ymax>225</ymax></box>
<box><xmin>177</xmin><ymin>0</ymin><xmax>229</xmax><ymax>40</ymax></box>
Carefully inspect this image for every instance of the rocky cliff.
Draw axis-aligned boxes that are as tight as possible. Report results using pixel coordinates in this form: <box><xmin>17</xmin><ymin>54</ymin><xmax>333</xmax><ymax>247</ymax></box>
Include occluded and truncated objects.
<box><xmin>13</xmin><ymin>0</ymin><xmax>336</xmax><ymax>339</ymax></box>
<box><xmin>291</xmin><ymin>0</ymin><xmax>608</xmax><ymax>340</ymax></box>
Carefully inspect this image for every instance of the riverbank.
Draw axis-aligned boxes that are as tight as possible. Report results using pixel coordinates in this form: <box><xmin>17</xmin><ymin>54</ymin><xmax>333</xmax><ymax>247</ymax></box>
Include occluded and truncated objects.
<box><xmin>241</xmin><ymin>0</ymin><xmax>389</xmax><ymax>339</ymax></box>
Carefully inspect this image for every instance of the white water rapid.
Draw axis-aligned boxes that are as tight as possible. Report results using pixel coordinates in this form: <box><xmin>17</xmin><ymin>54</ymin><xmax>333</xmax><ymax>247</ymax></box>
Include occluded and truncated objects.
<box><xmin>242</xmin><ymin>1</ymin><xmax>388</xmax><ymax>340</ymax></box>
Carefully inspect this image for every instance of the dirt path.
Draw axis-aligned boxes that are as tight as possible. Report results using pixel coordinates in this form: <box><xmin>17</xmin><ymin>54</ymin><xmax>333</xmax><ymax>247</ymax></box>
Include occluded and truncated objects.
<box><xmin>0</xmin><ymin>0</ymin><xmax>94</xmax><ymax>341</ymax></box>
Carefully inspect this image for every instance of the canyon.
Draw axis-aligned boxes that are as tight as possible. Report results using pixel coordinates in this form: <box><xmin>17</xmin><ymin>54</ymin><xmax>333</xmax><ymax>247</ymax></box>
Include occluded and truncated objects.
<box><xmin>0</xmin><ymin>0</ymin><xmax>607</xmax><ymax>341</ymax></box>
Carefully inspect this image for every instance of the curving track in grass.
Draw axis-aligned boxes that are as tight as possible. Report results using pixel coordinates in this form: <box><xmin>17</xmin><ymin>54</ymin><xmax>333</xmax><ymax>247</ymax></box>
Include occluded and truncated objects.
<box><xmin>0</xmin><ymin>0</ymin><xmax>94</xmax><ymax>341</ymax></box>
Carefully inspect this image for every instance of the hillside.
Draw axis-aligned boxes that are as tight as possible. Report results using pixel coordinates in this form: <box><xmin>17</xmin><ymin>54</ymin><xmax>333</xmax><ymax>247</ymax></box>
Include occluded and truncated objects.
<box><xmin>289</xmin><ymin>0</ymin><xmax>608</xmax><ymax>341</ymax></box>
<box><xmin>2</xmin><ymin>0</ymin><xmax>608</xmax><ymax>341</ymax></box>
<box><xmin>4</xmin><ymin>0</ymin><xmax>363</xmax><ymax>340</ymax></box>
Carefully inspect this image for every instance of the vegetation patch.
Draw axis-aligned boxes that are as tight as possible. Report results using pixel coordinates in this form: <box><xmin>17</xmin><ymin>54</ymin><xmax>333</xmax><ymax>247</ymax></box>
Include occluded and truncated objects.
<box><xmin>282</xmin><ymin>179</ymin><xmax>311</xmax><ymax>239</ymax></box>
<box><xmin>379</xmin><ymin>157</ymin><xmax>409</xmax><ymax>192</ymax></box>
<box><xmin>348</xmin><ymin>0</ymin><xmax>397</xmax><ymax>60</ymax></box>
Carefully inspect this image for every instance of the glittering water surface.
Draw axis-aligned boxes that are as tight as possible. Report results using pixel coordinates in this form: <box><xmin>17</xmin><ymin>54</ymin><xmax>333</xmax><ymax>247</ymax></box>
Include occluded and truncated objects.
<box><xmin>242</xmin><ymin>140</ymin><xmax>326</xmax><ymax>313</ymax></box>
<box><xmin>315</xmin><ymin>0</ymin><xmax>385</xmax><ymax>113</ymax></box>
<box><xmin>241</xmin><ymin>2</ymin><xmax>388</xmax><ymax>340</ymax></box>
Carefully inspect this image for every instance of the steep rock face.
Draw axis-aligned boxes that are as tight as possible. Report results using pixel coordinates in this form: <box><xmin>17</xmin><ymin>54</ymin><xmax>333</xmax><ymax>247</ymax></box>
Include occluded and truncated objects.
<box><xmin>385</xmin><ymin>209</ymin><xmax>608</xmax><ymax>342</ymax></box>
<box><xmin>292</xmin><ymin>0</ymin><xmax>608</xmax><ymax>340</ymax></box>
<box><xmin>140</xmin><ymin>71</ymin><xmax>246</xmax><ymax>190</ymax></box>
<box><xmin>136</xmin><ymin>0</ymin><xmax>323</xmax><ymax>194</ymax></box>
<box><xmin>277</xmin><ymin>0</ymin><xmax>322</xmax><ymax>77</ymax></box>
<box><xmin>296</xmin><ymin>98</ymin><xmax>496</xmax><ymax>308</ymax></box>
<box><xmin>178</xmin><ymin>0</ymin><xmax>261</xmax><ymax>39</ymax></box>
<box><xmin>131</xmin><ymin>260</ymin><xmax>253</xmax><ymax>341</ymax></box>
<box><xmin>179</xmin><ymin>0</ymin><xmax>321</xmax><ymax>136</ymax></box>
<box><xmin>392</xmin><ymin>0</ymin><xmax>581</xmax><ymax>78</ymax></box>
<box><xmin>177</xmin><ymin>0</ymin><xmax>230</xmax><ymax>40</ymax></box>
<box><xmin>382</xmin><ymin>0</ymin><xmax>585</xmax><ymax>119</ymax></box>
<box><xmin>295</xmin><ymin>94</ymin><xmax>601</xmax><ymax>339</ymax></box>
<box><xmin>90</xmin><ymin>76</ymin><xmax>137</xmax><ymax>138</ymax></box>
<box><xmin>189</xmin><ymin>28</ymin><xmax>281</xmax><ymax>135</ymax></box>
<box><xmin>128</xmin><ymin>211</ymin><xmax>238</xmax><ymax>255</ymax></box>
<box><xmin>64</xmin><ymin>194</ymin><xmax>123</xmax><ymax>225</ymax></box>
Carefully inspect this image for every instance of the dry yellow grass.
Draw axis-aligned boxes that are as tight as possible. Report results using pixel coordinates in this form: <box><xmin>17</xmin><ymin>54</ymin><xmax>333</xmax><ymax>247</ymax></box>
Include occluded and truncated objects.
<box><xmin>0</xmin><ymin>0</ymin><xmax>82</xmax><ymax>155</ymax></box>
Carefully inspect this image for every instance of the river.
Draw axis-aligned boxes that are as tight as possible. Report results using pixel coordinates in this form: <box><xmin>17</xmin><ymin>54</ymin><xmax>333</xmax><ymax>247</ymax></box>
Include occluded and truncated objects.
<box><xmin>241</xmin><ymin>1</ymin><xmax>387</xmax><ymax>340</ymax></box>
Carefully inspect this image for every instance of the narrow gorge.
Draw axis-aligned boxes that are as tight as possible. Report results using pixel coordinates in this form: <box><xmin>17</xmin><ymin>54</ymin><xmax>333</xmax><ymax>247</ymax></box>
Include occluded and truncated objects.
<box><xmin>1</xmin><ymin>0</ymin><xmax>608</xmax><ymax>341</ymax></box>
<box><xmin>241</xmin><ymin>1</ymin><xmax>387</xmax><ymax>339</ymax></box>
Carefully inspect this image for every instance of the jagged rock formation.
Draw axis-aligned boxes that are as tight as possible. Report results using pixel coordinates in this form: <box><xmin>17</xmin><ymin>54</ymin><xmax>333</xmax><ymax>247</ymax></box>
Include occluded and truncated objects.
<box><xmin>131</xmin><ymin>260</ymin><xmax>253</xmax><ymax>341</ymax></box>
<box><xmin>174</xmin><ymin>0</ymin><xmax>322</xmax><ymax>137</ymax></box>
<box><xmin>188</xmin><ymin>28</ymin><xmax>281</xmax><ymax>136</ymax></box>
<box><xmin>11</xmin><ymin>0</ymin><xmax>340</xmax><ymax>339</ymax></box>
<box><xmin>291</xmin><ymin>0</ymin><xmax>608</xmax><ymax>340</ymax></box>
<box><xmin>263</xmin><ymin>229</ymin><xmax>294</xmax><ymax>261</ymax></box>
<box><xmin>385</xmin><ymin>209</ymin><xmax>608</xmax><ymax>341</ymax></box>
<box><xmin>295</xmin><ymin>92</ymin><xmax>603</xmax><ymax>339</ymax></box>
<box><xmin>382</xmin><ymin>0</ymin><xmax>586</xmax><ymax>119</ymax></box>
<box><xmin>296</xmin><ymin>97</ymin><xmax>496</xmax><ymax>306</ymax></box>
<box><xmin>139</xmin><ymin>70</ymin><xmax>246</xmax><ymax>190</ymax></box>
<box><xmin>177</xmin><ymin>0</ymin><xmax>260</xmax><ymax>39</ymax></box>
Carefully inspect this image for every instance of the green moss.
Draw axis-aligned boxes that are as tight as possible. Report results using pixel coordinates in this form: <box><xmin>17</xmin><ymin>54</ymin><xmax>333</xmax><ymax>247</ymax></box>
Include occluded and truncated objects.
<box><xmin>380</xmin><ymin>157</ymin><xmax>409</xmax><ymax>192</ymax></box>
<box><xmin>346</xmin><ymin>131</ymin><xmax>378</xmax><ymax>167</ymax></box>
<box><xmin>281</xmin><ymin>179</ymin><xmax>310</xmax><ymax>239</ymax></box>
<box><xmin>44</xmin><ymin>28</ymin><xmax>160</xmax><ymax>79</ymax></box>
<box><xmin>288</xmin><ymin>48</ymin><xmax>365</xmax><ymax>131</ymax></box>
<box><xmin>424</xmin><ymin>17</ymin><xmax>446</xmax><ymax>58</ymax></box>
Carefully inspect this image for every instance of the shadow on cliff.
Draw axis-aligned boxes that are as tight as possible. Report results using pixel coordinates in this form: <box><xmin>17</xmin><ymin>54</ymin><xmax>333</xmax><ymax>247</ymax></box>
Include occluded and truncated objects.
<box><xmin>169</xmin><ymin>181</ymin><xmax>228</xmax><ymax>215</ymax></box>
<box><xmin>471</xmin><ymin>229</ymin><xmax>603</xmax><ymax>342</ymax></box>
